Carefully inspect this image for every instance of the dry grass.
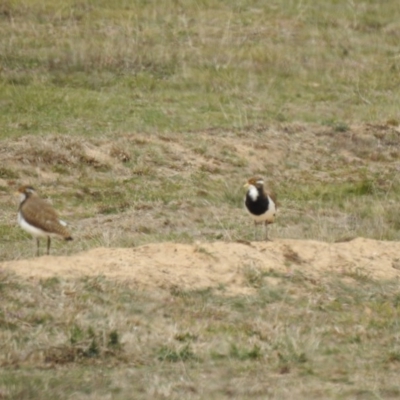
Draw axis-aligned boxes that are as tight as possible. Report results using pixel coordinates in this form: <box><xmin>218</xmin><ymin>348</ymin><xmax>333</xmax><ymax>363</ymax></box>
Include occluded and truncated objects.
<box><xmin>0</xmin><ymin>270</ymin><xmax>400</xmax><ymax>399</ymax></box>
<box><xmin>1</xmin><ymin>123</ymin><xmax>399</xmax><ymax>260</ymax></box>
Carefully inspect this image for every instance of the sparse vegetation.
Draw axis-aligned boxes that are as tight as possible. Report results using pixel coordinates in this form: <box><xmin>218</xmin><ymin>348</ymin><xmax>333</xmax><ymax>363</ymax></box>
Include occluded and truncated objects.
<box><xmin>0</xmin><ymin>271</ymin><xmax>399</xmax><ymax>398</ymax></box>
<box><xmin>1</xmin><ymin>0</ymin><xmax>400</xmax><ymax>398</ymax></box>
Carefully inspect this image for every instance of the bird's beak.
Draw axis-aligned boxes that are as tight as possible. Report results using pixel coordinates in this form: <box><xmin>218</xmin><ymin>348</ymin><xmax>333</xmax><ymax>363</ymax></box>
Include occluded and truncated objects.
<box><xmin>243</xmin><ymin>182</ymin><xmax>249</xmax><ymax>188</ymax></box>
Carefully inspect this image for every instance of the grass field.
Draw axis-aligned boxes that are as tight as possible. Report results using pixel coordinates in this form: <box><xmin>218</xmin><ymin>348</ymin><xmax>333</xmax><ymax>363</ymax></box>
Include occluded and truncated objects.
<box><xmin>2</xmin><ymin>0</ymin><xmax>400</xmax><ymax>138</ymax></box>
<box><xmin>1</xmin><ymin>0</ymin><xmax>400</xmax><ymax>398</ymax></box>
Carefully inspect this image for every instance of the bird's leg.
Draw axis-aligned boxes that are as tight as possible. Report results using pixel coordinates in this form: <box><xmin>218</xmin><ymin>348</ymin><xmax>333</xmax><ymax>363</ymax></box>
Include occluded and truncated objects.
<box><xmin>47</xmin><ymin>237</ymin><xmax>51</xmax><ymax>255</ymax></box>
<box><xmin>264</xmin><ymin>222</ymin><xmax>272</xmax><ymax>241</ymax></box>
<box><xmin>36</xmin><ymin>238</ymin><xmax>40</xmax><ymax>257</ymax></box>
<box><xmin>254</xmin><ymin>221</ymin><xmax>258</xmax><ymax>241</ymax></box>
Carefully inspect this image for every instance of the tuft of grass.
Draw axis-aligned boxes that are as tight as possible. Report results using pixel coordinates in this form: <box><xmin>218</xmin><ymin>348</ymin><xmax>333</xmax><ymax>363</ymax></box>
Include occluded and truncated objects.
<box><xmin>229</xmin><ymin>343</ymin><xmax>263</xmax><ymax>361</ymax></box>
<box><xmin>242</xmin><ymin>263</ymin><xmax>266</xmax><ymax>288</ymax></box>
<box><xmin>157</xmin><ymin>344</ymin><xmax>198</xmax><ymax>363</ymax></box>
<box><xmin>0</xmin><ymin>167</ymin><xmax>19</xmax><ymax>179</ymax></box>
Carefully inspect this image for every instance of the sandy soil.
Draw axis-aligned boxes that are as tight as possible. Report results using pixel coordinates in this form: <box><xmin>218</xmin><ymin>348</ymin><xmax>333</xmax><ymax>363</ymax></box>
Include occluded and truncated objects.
<box><xmin>2</xmin><ymin>238</ymin><xmax>399</xmax><ymax>294</ymax></box>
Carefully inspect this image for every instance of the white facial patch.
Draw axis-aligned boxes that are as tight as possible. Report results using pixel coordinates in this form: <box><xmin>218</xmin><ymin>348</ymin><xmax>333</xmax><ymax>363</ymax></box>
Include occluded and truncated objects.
<box><xmin>19</xmin><ymin>193</ymin><xmax>27</xmax><ymax>204</ymax></box>
<box><xmin>248</xmin><ymin>185</ymin><xmax>259</xmax><ymax>201</ymax></box>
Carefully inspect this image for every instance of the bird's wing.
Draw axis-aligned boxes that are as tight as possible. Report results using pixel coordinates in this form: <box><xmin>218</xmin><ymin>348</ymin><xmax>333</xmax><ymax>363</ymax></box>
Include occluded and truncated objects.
<box><xmin>266</xmin><ymin>190</ymin><xmax>278</xmax><ymax>207</ymax></box>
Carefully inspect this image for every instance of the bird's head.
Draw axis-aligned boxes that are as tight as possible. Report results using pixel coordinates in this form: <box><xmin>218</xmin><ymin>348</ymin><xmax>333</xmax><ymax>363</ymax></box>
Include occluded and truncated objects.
<box><xmin>16</xmin><ymin>185</ymin><xmax>36</xmax><ymax>203</ymax></box>
<box><xmin>244</xmin><ymin>176</ymin><xmax>264</xmax><ymax>189</ymax></box>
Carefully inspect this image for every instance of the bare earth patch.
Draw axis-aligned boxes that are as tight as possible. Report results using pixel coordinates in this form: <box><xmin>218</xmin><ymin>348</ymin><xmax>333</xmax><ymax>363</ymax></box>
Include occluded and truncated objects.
<box><xmin>2</xmin><ymin>238</ymin><xmax>399</xmax><ymax>295</ymax></box>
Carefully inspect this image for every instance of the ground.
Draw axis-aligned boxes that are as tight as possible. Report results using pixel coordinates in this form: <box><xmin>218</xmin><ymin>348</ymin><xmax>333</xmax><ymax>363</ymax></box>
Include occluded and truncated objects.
<box><xmin>2</xmin><ymin>238</ymin><xmax>400</xmax><ymax>296</ymax></box>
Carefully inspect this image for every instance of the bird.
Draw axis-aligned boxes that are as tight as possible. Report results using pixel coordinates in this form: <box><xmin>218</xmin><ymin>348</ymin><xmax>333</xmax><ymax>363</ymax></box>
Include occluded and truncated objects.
<box><xmin>244</xmin><ymin>176</ymin><xmax>277</xmax><ymax>241</ymax></box>
<box><xmin>16</xmin><ymin>185</ymin><xmax>73</xmax><ymax>256</ymax></box>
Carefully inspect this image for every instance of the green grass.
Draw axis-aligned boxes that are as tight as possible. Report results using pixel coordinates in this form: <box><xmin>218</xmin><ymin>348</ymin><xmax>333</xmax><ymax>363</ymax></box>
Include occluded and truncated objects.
<box><xmin>2</xmin><ymin>0</ymin><xmax>400</xmax><ymax>138</ymax></box>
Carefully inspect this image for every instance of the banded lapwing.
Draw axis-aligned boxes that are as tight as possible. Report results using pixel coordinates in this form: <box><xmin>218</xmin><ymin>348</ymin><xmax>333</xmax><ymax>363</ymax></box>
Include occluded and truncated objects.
<box><xmin>17</xmin><ymin>185</ymin><xmax>73</xmax><ymax>256</ymax></box>
<box><xmin>244</xmin><ymin>176</ymin><xmax>277</xmax><ymax>241</ymax></box>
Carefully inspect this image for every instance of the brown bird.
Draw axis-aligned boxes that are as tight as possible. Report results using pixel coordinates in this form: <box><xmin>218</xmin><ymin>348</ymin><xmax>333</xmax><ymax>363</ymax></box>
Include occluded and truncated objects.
<box><xmin>17</xmin><ymin>185</ymin><xmax>73</xmax><ymax>256</ymax></box>
<box><xmin>244</xmin><ymin>176</ymin><xmax>277</xmax><ymax>241</ymax></box>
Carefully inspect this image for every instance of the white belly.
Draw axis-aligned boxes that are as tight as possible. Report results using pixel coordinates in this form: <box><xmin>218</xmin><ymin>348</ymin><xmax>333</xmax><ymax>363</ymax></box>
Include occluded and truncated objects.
<box><xmin>18</xmin><ymin>211</ymin><xmax>49</xmax><ymax>238</ymax></box>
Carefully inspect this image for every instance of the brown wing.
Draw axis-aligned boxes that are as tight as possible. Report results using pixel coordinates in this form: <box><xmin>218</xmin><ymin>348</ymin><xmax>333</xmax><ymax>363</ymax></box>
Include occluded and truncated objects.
<box><xmin>265</xmin><ymin>189</ymin><xmax>278</xmax><ymax>208</ymax></box>
<box><xmin>22</xmin><ymin>197</ymin><xmax>72</xmax><ymax>238</ymax></box>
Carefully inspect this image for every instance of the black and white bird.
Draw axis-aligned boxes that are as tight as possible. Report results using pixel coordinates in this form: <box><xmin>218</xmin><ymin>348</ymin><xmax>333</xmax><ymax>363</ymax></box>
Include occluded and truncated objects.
<box><xmin>17</xmin><ymin>185</ymin><xmax>73</xmax><ymax>256</ymax></box>
<box><xmin>244</xmin><ymin>176</ymin><xmax>277</xmax><ymax>241</ymax></box>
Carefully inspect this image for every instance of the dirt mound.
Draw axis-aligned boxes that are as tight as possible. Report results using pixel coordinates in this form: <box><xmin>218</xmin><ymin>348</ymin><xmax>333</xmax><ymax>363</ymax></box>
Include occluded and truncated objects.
<box><xmin>2</xmin><ymin>238</ymin><xmax>399</xmax><ymax>294</ymax></box>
